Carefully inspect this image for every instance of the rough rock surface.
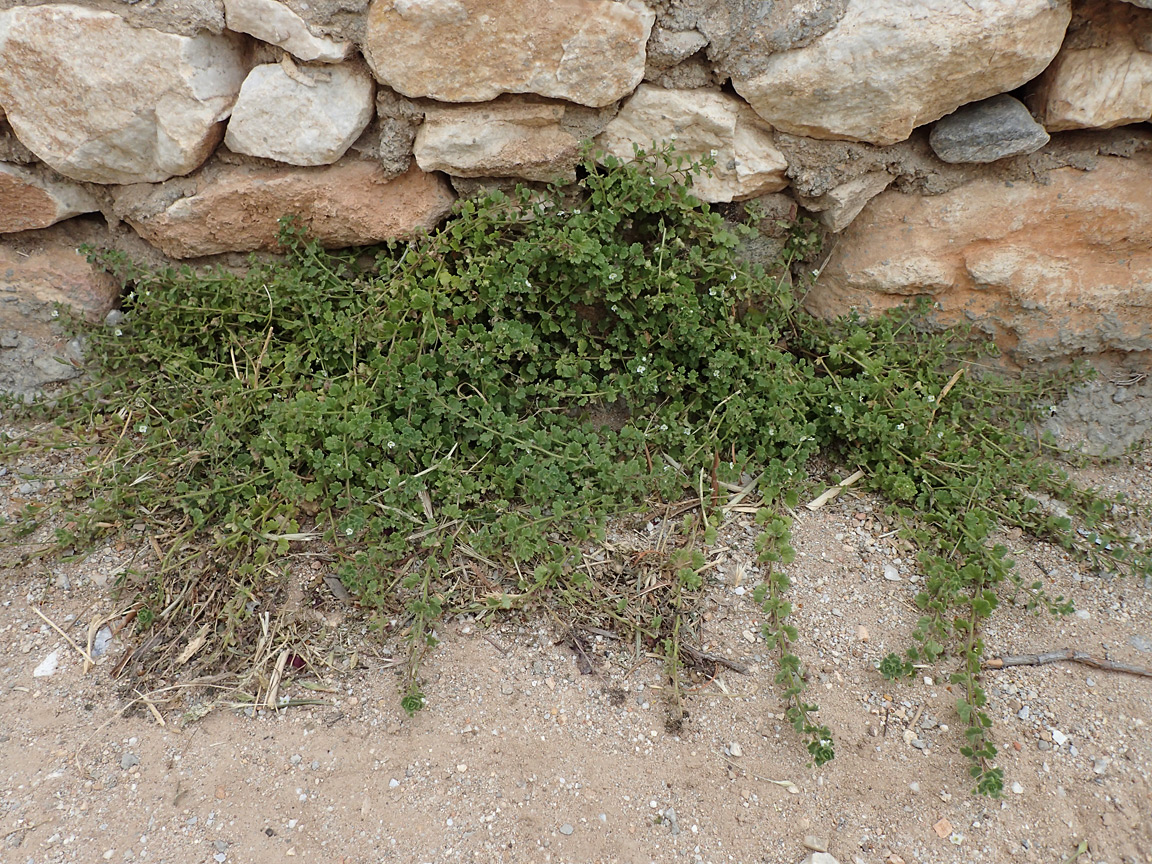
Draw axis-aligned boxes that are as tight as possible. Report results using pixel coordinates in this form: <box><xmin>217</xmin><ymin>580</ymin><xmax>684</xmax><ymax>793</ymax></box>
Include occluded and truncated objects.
<box><xmin>361</xmin><ymin>0</ymin><xmax>655</xmax><ymax>107</ymax></box>
<box><xmin>1033</xmin><ymin>0</ymin><xmax>1152</xmax><ymax>131</ymax></box>
<box><xmin>1043</xmin><ymin>377</ymin><xmax>1152</xmax><ymax>458</ymax></box>
<box><xmin>0</xmin><ymin>121</ymin><xmax>38</xmax><ymax>165</ymax></box>
<box><xmin>415</xmin><ymin>96</ymin><xmax>613</xmax><ymax>183</ymax></box>
<box><xmin>598</xmin><ymin>85</ymin><xmax>787</xmax><ymax>202</ymax></box>
<box><xmin>224</xmin><ymin>60</ymin><xmax>375</xmax><ymax>166</ymax></box>
<box><xmin>730</xmin><ymin>0</ymin><xmax>1072</xmax><ymax>145</ymax></box>
<box><xmin>349</xmin><ymin>89</ymin><xmax>423</xmax><ymax>178</ymax></box>
<box><xmin>224</xmin><ymin>0</ymin><xmax>352</xmax><ymax>62</ymax></box>
<box><xmin>113</xmin><ymin>159</ymin><xmax>455</xmax><ymax>257</ymax></box>
<box><xmin>807</xmin><ymin>151</ymin><xmax>1152</xmax><ymax>364</ymax></box>
<box><xmin>0</xmin><ymin>4</ymin><xmax>248</xmax><ymax>184</ymax></box>
<box><xmin>0</xmin><ymin>163</ymin><xmax>102</xmax><ymax>233</ymax></box>
<box><xmin>0</xmin><ymin>219</ymin><xmax>120</xmax><ymax>394</ymax></box>
<box><xmin>0</xmin><ymin>0</ymin><xmax>225</xmax><ymax>37</ymax></box>
<box><xmin>929</xmin><ymin>95</ymin><xmax>1051</xmax><ymax>164</ymax></box>
<box><xmin>696</xmin><ymin>0</ymin><xmax>849</xmax><ymax>78</ymax></box>
<box><xmin>795</xmin><ymin>170</ymin><xmax>891</xmax><ymax>232</ymax></box>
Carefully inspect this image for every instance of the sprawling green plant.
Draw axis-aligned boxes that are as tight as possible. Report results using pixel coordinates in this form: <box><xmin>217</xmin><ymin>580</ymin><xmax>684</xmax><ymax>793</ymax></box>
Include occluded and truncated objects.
<box><xmin>8</xmin><ymin>145</ymin><xmax>1147</xmax><ymax>793</ymax></box>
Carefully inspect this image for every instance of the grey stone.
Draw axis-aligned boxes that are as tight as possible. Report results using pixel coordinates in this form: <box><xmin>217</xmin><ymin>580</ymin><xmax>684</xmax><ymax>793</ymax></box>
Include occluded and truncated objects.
<box><xmin>697</xmin><ymin>0</ymin><xmax>850</xmax><ymax>79</ymax></box>
<box><xmin>120</xmin><ymin>752</ymin><xmax>140</xmax><ymax>770</ymax></box>
<box><xmin>930</xmin><ymin>95</ymin><xmax>1050</xmax><ymax>164</ymax></box>
<box><xmin>1130</xmin><ymin>634</ymin><xmax>1152</xmax><ymax>653</ymax></box>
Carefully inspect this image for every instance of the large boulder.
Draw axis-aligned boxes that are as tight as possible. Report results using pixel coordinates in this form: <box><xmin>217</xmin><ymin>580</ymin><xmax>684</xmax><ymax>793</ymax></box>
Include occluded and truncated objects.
<box><xmin>0</xmin><ymin>220</ymin><xmax>120</xmax><ymax>395</ymax></box>
<box><xmin>113</xmin><ymin>158</ymin><xmax>455</xmax><ymax>257</ymax></box>
<box><xmin>224</xmin><ymin>0</ymin><xmax>352</xmax><ymax>62</ymax></box>
<box><xmin>414</xmin><ymin>96</ymin><xmax>613</xmax><ymax>183</ymax></box>
<box><xmin>1033</xmin><ymin>0</ymin><xmax>1152</xmax><ymax>131</ymax></box>
<box><xmin>597</xmin><ymin>85</ymin><xmax>787</xmax><ymax>202</ymax></box>
<box><xmin>224</xmin><ymin>59</ymin><xmax>375</xmax><ymax>166</ymax></box>
<box><xmin>807</xmin><ymin>144</ymin><xmax>1152</xmax><ymax>364</ymax></box>
<box><xmin>730</xmin><ymin>0</ymin><xmax>1072</xmax><ymax>145</ymax></box>
<box><xmin>0</xmin><ymin>4</ymin><xmax>248</xmax><ymax>184</ymax></box>
<box><xmin>0</xmin><ymin>163</ymin><xmax>102</xmax><ymax>233</ymax></box>
<box><xmin>361</xmin><ymin>0</ymin><xmax>654</xmax><ymax>107</ymax></box>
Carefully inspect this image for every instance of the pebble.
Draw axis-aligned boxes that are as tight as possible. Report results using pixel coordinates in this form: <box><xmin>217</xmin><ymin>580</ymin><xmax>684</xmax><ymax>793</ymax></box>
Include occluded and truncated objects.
<box><xmin>1017</xmin><ymin>706</ymin><xmax>1030</xmax><ymax>720</ymax></box>
<box><xmin>803</xmin><ymin>834</ymin><xmax>829</xmax><ymax>852</ymax></box>
<box><xmin>1038</xmin><ymin>740</ymin><xmax>1052</xmax><ymax>751</ymax></box>
<box><xmin>559</xmin><ymin>823</ymin><xmax>574</xmax><ymax>835</ymax></box>
<box><xmin>1011</xmin><ymin>781</ymin><xmax>1024</xmax><ymax>795</ymax></box>
<box><xmin>726</xmin><ymin>742</ymin><xmax>743</xmax><ymax>758</ymax></box>
<box><xmin>1130</xmin><ymin>634</ymin><xmax>1152</xmax><ymax>653</ymax></box>
<box><xmin>1050</xmin><ymin>729</ymin><xmax>1068</xmax><ymax>747</ymax></box>
<box><xmin>663</xmin><ymin>807</ymin><xmax>680</xmax><ymax>835</ymax></box>
<box><xmin>1075</xmin><ymin>610</ymin><xmax>1091</xmax><ymax>620</ymax></box>
<box><xmin>1085</xmin><ymin>677</ymin><xmax>1096</xmax><ymax>687</ymax></box>
<box><xmin>856</xmin><ymin>625</ymin><xmax>870</xmax><ymax>642</ymax></box>
<box><xmin>120</xmin><ymin>753</ymin><xmax>140</xmax><ymax>770</ymax></box>
<box><xmin>1094</xmin><ymin>758</ymin><xmax>1110</xmax><ymax>775</ymax></box>
<box><xmin>883</xmin><ymin>564</ymin><xmax>901</xmax><ymax>582</ymax></box>
<box><xmin>33</xmin><ymin>650</ymin><xmax>60</xmax><ymax>678</ymax></box>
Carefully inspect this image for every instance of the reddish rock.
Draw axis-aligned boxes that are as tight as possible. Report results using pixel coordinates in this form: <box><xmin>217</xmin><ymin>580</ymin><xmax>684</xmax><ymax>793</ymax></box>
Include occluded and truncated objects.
<box><xmin>114</xmin><ymin>159</ymin><xmax>456</xmax><ymax>258</ymax></box>
<box><xmin>0</xmin><ymin>163</ymin><xmax>101</xmax><ymax>233</ymax></box>
<box><xmin>807</xmin><ymin>148</ymin><xmax>1152</xmax><ymax>364</ymax></box>
<box><xmin>0</xmin><ymin>221</ymin><xmax>120</xmax><ymax>393</ymax></box>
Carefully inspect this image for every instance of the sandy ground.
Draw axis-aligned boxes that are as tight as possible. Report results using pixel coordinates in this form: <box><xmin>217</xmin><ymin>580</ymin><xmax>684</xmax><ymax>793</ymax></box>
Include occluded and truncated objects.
<box><xmin>1</xmin><ymin>431</ymin><xmax>1150</xmax><ymax>864</ymax></box>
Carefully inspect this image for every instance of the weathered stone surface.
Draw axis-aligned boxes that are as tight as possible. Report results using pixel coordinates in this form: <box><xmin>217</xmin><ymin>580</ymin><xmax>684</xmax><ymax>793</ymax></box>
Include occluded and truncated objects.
<box><xmin>645</xmin><ymin>25</ymin><xmax>708</xmax><ymax>76</ymax></box>
<box><xmin>929</xmin><ymin>95</ymin><xmax>1050</xmax><ymax>164</ymax></box>
<box><xmin>1034</xmin><ymin>0</ymin><xmax>1152</xmax><ymax>131</ymax></box>
<box><xmin>697</xmin><ymin>0</ymin><xmax>849</xmax><ymax>78</ymax></box>
<box><xmin>361</xmin><ymin>0</ymin><xmax>655</xmax><ymax>107</ymax></box>
<box><xmin>0</xmin><ymin>0</ymin><xmax>225</xmax><ymax>37</ymax></box>
<box><xmin>113</xmin><ymin>159</ymin><xmax>455</xmax><ymax>257</ymax></box>
<box><xmin>1</xmin><ymin>121</ymin><xmax>37</xmax><ymax>165</ymax></box>
<box><xmin>598</xmin><ymin>85</ymin><xmax>787</xmax><ymax>202</ymax></box>
<box><xmin>808</xmin><ymin>150</ymin><xmax>1152</xmax><ymax>363</ymax></box>
<box><xmin>731</xmin><ymin>0</ymin><xmax>1071</xmax><ymax>145</ymax></box>
<box><xmin>415</xmin><ymin>96</ymin><xmax>612</xmax><ymax>183</ymax></box>
<box><xmin>225</xmin><ymin>0</ymin><xmax>351</xmax><ymax>62</ymax></box>
<box><xmin>0</xmin><ymin>5</ymin><xmax>248</xmax><ymax>184</ymax></box>
<box><xmin>349</xmin><ymin>89</ymin><xmax>422</xmax><ymax>177</ymax></box>
<box><xmin>0</xmin><ymin>163</ymin><xmax>101</xmax><ymax>233</ymax></box>
<box><xmin>0</xmin><ymin>219</ymin><xmax>120</xmax><ymax>394</ymax></box>
<box><xmin>225</xmin><ymin>60</ymin><xmax>375</xmax><ymax>166</ymax></box>
<box><xmin>796</xmin><ymin>170</ymin><xmax>892</xmax><ymax>232</ymax></box>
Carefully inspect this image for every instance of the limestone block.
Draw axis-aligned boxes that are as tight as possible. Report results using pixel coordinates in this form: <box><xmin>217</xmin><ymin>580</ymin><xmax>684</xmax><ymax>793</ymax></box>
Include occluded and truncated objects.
<box><xmin>415</xmin><ymin>96</ymin><xmax>612</xmax><ymax>183</ymax></box>
<box><xmin>929</xmin><ymin>95</ymin><xmax>1050</xmax><ymax>164</ymax></box>
<box><xmin>0</xmin><ymin>221</ymin><xmax>120</xmax><ymax>394</ymax></box>
<box><xmin>0</xmin><ymin>5</ymin><xmax>248</xmax><ymax>184</ymax></box>
<box><xmin>807</xmin><ymin>149</ymin><xmax>1152</xmax><ymax>363</ymax></box>
<box><xmin>114</xmin><ymin>159</ymin><xmax>455</xmax><ymax>257</ymax></box>
<box><xmin>598</xmin><ymin>85</ymin><xmax>787</xmax><ymax>203</ymax></box>
<box><xmin>0</xmin><ymin>163</ymin><xmax>101</xmax><ymax>233</ymax></box>
<box><xmin>796</xmin><ymin>171</ymin><xmax>892</xmax><ymax>233</ymax></box>
<box><xmin>361</xmin><ymin>0</ymin><xmax>655</xmax><ymax>107</ymax></box>
<box><xmin>225</xmin><ymin>60</ymin><xmax>375</xmax><ymax>166</ymax></box>
<box><xmin>1035</xmin><ymin>0</ymin><xmax>1152</xmax><ymax>131</ymax></box>
<box><xmin>730</xmin><ymin>0</ymin><xmax>1071</xmax><ymax>145</ymax></box>
<box><xmin>224</xmin><ymin>0</ymin><xmax>352</xmax><ymax>62</ymax></box>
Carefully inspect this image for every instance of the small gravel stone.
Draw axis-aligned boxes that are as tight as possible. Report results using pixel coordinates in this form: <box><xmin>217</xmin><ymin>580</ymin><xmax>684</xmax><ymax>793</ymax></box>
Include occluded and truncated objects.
<box><xmin>1085</xmin><ymin>677</ymin><xmax>1096</xmax><ymax>687</ymax></box>
<box><xmin>883</xmin><ymin>564</ymin><xmax>901</xmax><ymax>581</ymax></box>
<box><xmin>559</xmin><ymin>823</ymin><xmax>574</xmax><ymax>835</ymax></box>
<box><xmin>1094</xmin><ymin>758</ymin><xmax>1111</xmax><ymax>775</ymax></box>
<box><xmin>120</xmin><ymin>753</ymin><xmax>139</xmax><ymax>770</ymax></box>
<box><xmin>727</xmin><ymin>742</ymin><xmax>742</xmax><ymax>757</ymax></box>
<box><xmin>1050</xmin><ymin>729</ymin><xmax>1068</xmax><ymax>747</ymax></box>
<box><xmin>1011</xmin><ymin>781</ymin><xmax>1024</xmax><ymax>795</ymax></box>
<box><xmin>1037</xmin><ymin>740</ymin><xmax>1052</xmax><ymax>751</ymax></box>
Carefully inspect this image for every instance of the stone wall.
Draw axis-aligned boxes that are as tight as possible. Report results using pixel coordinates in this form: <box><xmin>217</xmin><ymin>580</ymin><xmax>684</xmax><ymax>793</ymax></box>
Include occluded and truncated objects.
<box><xmin>1</xmin><ymin>0</ymin><xmax>1151</xmax><ymax>394</ymax></box>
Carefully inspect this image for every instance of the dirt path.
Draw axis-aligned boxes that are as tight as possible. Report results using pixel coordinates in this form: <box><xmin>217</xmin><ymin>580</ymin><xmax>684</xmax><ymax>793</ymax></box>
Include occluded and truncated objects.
<box><xmin>2</xmin><ymin>442</ymin><xmax>1150</xmax><ymax>864</ymax></box>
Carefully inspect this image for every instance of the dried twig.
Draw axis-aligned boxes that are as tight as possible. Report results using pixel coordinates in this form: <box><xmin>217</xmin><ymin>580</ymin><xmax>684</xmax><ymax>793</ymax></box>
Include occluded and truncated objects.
<box><xmin>805</xmin><ymin>469</ymin><xmax>865</xmax><ymax>511</ymax></box>
<box><xmin>680</xmin><ymin>643</ymin><xmax>749</xmax><ymax>674</ymax></box>
<box><xmin>985</xmin><ymin>649</ymin><xmax>1151</xmax><ymax>679</ymax></box>
<box><xmin>31</xmin><ymin>605</ymin><xmax>94</xmax><ymax>666</ymax></box>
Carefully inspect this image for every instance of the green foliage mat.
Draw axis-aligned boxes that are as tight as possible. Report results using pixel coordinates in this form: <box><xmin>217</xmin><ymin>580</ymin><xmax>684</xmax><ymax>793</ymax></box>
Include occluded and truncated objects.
<box><xmin>7</xmin><ymin>147</ymin><xmax>1148</xmax><ymax>795</ymax></box>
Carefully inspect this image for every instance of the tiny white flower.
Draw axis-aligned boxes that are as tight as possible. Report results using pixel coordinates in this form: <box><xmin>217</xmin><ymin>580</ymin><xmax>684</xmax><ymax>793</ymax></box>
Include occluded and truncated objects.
<box><xmin>937</xmin><ymin>431</ymin><xmax>944</xmax><ymax>439</ymax></box>
<box><xmin>659</xmin><ymin>424</ymin><xmax>668</xmax><ymax>432</ymax></box>
<box><xmin>114</xmin><ymin>328</ymin><xmax>123</xmax><ymax>336</ymax></box>
<box><xmin>611</xmin><ymin>304</ymin><xmax>618</xmax><ymax>312</ymax></box>
<box><xmin>896</xmin><ymin>423</ymin><xmax>905</xmax><ymax>431</ymax></box>
<box><xmin>709</xmin><ymin>149</ymin><xmax>718</xmax><ymax>157</ymax></box>
<box><xmin>729</xmin><ymin>273</ymin><xmax>737</xmax><ymax>282</ymax></box>
<box><xmin>926</xmin><ymin>394</ymin><xmax>936</xmax><ymax>403</ymax></box>
<box><xmin>136</xmin><ymin>424</ymin><xmax>148</xmax><ymax>434</ymax></box>
<box><xmin>609</xmin><ymin>272</ymin><xmax>620</xmax><ymax>281</ymax></box>
<box><xmin>345</xmin><ymin>527</ymin><xmax>354</xmax><ymax>536</ymax></box>
<box><xmin>637</xmin><ymin>365</ymin><xmax>646</xmax><ymax>374</ymax></box>
<box><xmin>387</xmin><ymin>441</ymin><xmax>397</xmax><ymax>449</ymax></box>
<box><xmin>834</xmin><ymin>405</ymin><xmax>842</xmax><ymax>414</ymax></box>
<box><xmin>670</xmin><ymin>134</ymin><xmax>678</xmax><ymax>141</ymax></box>
<box><xmin>649</xmin><ymin>177</ymin><xmax>656</xmax><ymax>185</ymax></box>
<box><xmin>51</xmin><ymin>309</ymin><xmax>59</xmax><ymax>319</ymax></box>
